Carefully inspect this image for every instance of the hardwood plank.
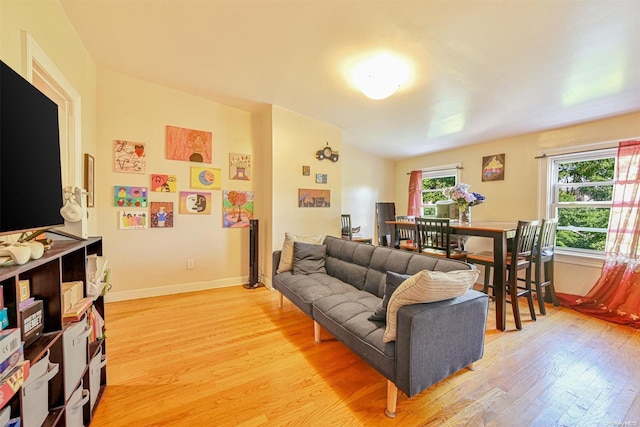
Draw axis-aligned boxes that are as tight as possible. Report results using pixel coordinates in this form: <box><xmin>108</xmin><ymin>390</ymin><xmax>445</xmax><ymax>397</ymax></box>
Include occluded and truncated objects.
<box><xmin>91</xmin><ymin>286</ymin><xmax>640</xmax><ymax>426</ymax></box>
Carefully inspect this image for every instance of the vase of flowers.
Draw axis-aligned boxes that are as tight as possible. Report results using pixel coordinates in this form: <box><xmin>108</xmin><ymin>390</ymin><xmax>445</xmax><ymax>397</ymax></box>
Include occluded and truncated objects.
<box><xmin>443</xmin><ymin>183</ymin><xmax>485</xmax><ymax>224</ymax></box>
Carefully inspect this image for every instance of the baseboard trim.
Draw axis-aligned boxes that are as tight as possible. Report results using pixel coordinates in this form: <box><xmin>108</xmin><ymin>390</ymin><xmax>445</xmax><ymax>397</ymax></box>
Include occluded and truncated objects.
<box><xmin>104</xmin><ymin>277</ymin><xmax>245</xmax><ymax>302</ymax></box>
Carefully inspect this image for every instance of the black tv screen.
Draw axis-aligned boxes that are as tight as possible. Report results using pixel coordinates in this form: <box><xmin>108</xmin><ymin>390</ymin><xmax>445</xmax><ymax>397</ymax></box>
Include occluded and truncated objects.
<box><xmin>0</xmin><ymin>59</ymin><xmax>65</xmax><ymax>236</ymax></box>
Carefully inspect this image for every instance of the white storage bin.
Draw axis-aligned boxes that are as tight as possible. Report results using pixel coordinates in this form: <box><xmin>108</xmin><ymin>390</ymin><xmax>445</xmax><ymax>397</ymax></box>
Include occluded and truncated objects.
<box><xmin>65</xmin><ymin>382</ymin><xmax>89</xmax><ymax>427</ymax></box>
<box><xmin>21</xmin><ymin>350</ymin><xmax>59</xmax><ymax>427</ymax></box>
<box><xmin>89</xmin><ymin>347</ymin><xmax>107</xmax><ymax>409</ymax></box>
<box><xmin>63</xmin><ymin>315</ymin><xmax>91</xmax><ymax>400</ymax></box>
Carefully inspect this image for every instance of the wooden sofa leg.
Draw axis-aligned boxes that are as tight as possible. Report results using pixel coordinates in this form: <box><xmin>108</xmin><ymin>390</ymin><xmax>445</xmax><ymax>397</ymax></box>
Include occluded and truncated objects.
<box><xmin>314</xmin><ymin>321</ymin><xmax>321</xmax><ymax>343</ymax></box>
<box><xmin>467</xmin><ymin>362</ymin><xmax>475</xmax><ymax>371</ymax></box>
<box><xmin>385</xmin><ymin>380</ymin><xmax>398</xmax><ymax>418</ymax></box>
<box><xmin>278</xmin><ymin>291</ymin><xmax>283</xmax><ymax>308</ymax></box>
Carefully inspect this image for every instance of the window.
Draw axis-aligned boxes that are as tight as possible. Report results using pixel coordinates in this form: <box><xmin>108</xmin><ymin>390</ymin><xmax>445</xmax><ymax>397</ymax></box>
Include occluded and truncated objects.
<box><xmin>548</xmin><ymin>148</ymin><xmax>616</xmax><ymax>255</ymax></box>
<box><xmin>421</xmin><ymin>166</ymin><xmax>459</xmax><ymax>216</ymax></box>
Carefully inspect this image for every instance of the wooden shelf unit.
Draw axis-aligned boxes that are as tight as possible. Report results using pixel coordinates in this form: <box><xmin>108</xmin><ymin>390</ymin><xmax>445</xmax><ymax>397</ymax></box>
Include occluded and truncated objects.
<box><xmin>0</xmin><ymin>236</ymin><xmax>106</xmax><ymax>426</ymax></box>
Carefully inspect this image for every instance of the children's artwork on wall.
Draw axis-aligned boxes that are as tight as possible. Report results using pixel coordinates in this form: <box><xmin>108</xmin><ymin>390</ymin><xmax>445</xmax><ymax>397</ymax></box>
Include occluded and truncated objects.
<box><xmin>229</xmin><ymin>153</ymin><xmax>251</xmax><ymax>180</ymax></box>
<box><xmin>150</xmin><ymin>202</ymin><xmax>174</xmax><ymax>228</ymax></box>
<box><xmin>118</xmin><ymin>211</ymin><xmax>148</xmax><ymax>229</ymax></box>
<box><xmin>114</xmin><ymin>140</ymin><xmax>146</xmax><ymax>173</ymax></box>
<box><xmin>114</xmin><ymin>186</ymin><xmax>148</xmax><ymax>207</ymax></box>
<box><xmin>179</xmin><ymin>191</ymin><xmax>212</xmax><ymax>214</ymax></box>
<box><xmin>316</xmin><ymin>173</ymin><xmax>328</xmax><ymax>184</ymax></box>
<box><xmin>190</xmin><ymin>167</ymin><xmax>221</xmax><ymax>190</ymax></box>
<box><xmin>223</xmin><ymin>190</ymin><xmax>254</xmax><ymax>228</ymax></box>
<box><xmin>151</xmin><ymin>174</ymin><xmax>177</xmax><ymax>192</ymax></box>
<box><xmin>166</xmin><ymin>125</ymin><xmax>212</xmax><ymax>163</ymax></box>
<box><xmin>302</xmin><ymin>166</ymin><xmax>310</xmax><ymax>176</ymax></box>
<box><xmin>298</xmin><ymin>189</ymin><xmax>331</xmax><ymax>207</ymax></box>
<box><xmin>482</xmin><ymin>153</ymin><xmax>506</xmax><ymax>182</ymax></box>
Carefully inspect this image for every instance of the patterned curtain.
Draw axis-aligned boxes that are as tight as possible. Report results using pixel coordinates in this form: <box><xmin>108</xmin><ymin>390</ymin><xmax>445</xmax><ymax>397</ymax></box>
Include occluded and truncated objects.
<box><xmin>407</xmin><ymin>170</ymin><xmax>422</xmax><ymax>217</ymax></box>
<box><xmin>559</xmin><ymin>140</ymin><xmax>640</xmax><ymax>328</ymax></box>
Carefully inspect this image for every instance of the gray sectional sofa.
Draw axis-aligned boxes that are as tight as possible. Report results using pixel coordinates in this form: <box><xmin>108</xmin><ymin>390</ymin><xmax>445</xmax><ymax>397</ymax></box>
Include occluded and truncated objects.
<box><xmin>272</xmin><ymin>235</ymin><xmax>489</xmax><ymax>417</ymax></box>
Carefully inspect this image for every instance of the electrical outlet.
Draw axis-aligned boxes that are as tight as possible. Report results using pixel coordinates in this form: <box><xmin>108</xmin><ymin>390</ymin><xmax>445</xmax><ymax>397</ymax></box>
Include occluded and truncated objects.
<box><xmin>187</xmin><ymin>259</ymin><xmax>194</xmax><ymax>270</ymax></box>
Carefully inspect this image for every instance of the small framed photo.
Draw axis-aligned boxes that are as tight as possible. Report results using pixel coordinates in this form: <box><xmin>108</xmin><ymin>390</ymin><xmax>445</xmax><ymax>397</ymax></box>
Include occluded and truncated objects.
<box><xmin>302</xmin><ymin>166</ymin><xmax>310</xmax><ymax>176</ymax></box>
<box><xmin>84</xmin><ymin>154</ymin><xmax>95</xmax><ymax>207</ymax></box>
<box><xmin>316</xmin><ymin>173</ymin><xmax>328</xmax><ymax>184</ymax></box>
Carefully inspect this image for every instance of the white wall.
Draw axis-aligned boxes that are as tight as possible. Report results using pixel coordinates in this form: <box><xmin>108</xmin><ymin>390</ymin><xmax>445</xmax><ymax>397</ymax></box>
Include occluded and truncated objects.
<box><xmin>267</xmin><ymin>106</ymin><xmax>343</xmax><ymax>284</ymax></box>
<box><xmin>96</xmin><ymin>70</ymin><xmax>260</xmax><ymax>300</ymax></box>
<box><xmin>395</xmin><ymin>112</ymin><xmax>640</xmax><ymax>295</ymax></box>
<box><xmin>341</xmin><ymin>144</ymin><xmax>395</xmax><ymax>244</ymax></box>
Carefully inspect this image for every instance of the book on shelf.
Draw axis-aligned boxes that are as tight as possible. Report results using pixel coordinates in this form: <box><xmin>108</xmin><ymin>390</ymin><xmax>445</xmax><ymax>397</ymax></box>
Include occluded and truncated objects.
<box><xmin>18</xmin><ymin>297</ymin><xmax>35</xmax><ymax>311</ymax></box>
<box><xmin>0</xmin><ymin>329</ymin><xmax>21</xmax><ymax>367</ymax></box>
<box><xmin>0</xmin><ymin>344</ymin><xmax>23</xmax><ymax>381</ymax></box>
<box><xmin>0</xmin><ymin>361</ymin><xmax>30</xmax><ymax>410</ymax></box>
<box><xmin>63</xmin><ymin>297</ymin><xmax>93</xmax><ymax>322</ymax></box>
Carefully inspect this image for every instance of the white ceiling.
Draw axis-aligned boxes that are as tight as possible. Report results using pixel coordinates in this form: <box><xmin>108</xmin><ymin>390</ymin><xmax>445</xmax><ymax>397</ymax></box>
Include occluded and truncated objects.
<box><xmin>60</xmin><ymin>0</ymin><xmax>640</xmax><ymax>159</ymax></box>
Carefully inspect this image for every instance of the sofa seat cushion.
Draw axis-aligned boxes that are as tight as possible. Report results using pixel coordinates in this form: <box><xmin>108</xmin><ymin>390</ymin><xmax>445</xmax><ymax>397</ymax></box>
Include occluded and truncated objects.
<box><xmin>313</xmin><ymin>290</ymin><xmax>396</xmax><ymax>380</ymax></box>
<box><xmin>274</xmin><ymin>271</ymin><xmax>357</xmax><ymax>316</ymax></box>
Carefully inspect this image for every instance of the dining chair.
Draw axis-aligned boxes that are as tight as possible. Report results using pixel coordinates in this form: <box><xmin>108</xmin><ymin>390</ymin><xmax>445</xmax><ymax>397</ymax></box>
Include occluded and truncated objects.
<box><xmin>467</xmin><ymin>220</ymin><xmax>540</xmax><ymax>330</ymax></box>
<box><xmin>341</xmin><ymin>214</ymin><xmax>353</xmax><ymax>240</ymax></box>
<box><xmin>341</xmin><ymin>214</ymin><xmax>373</xmax><ymax>244</ymax></box>
<box><xmin>394</xmin><ymin>215</ymin><xmax>417</xmax><ymax>251</ymax></box>
<box><xmin>415</xmin><ymin>217</ymin><xmax>466</xmax><ymax>259</ymax></box>
<box><xmin>531</xmin><ymin>218</ymin><xmax>559</xmax><ymax>315</ymax></box>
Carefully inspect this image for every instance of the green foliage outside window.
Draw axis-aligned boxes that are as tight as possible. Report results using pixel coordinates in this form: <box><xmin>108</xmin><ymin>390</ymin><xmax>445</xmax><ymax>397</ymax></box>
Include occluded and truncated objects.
<box><xmin>554</xmin><ymin>157</ymin><xmax>614</xmax><ymax>251</ymax></box>
<box><xmin>422</xmin><ymin>176</ymin><xmax>456</xmax><ymax>216</ymax></box>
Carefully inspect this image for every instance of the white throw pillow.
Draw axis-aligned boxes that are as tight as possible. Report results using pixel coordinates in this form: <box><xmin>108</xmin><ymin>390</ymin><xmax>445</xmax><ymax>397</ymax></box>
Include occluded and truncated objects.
<box><xmin>276</xmin><ymin>232</ymin><xmax>325</xmax><ymax>273</ymax></box>
<box><xmin>382</xmin><ymin>269</ymin><xmax>479</xmax><ymax>343</ymax></box>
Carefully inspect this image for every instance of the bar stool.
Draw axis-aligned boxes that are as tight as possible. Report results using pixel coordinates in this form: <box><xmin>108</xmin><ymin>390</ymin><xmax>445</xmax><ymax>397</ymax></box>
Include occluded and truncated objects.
<box><xmin>467</xmin><ymin>220</ymin><xmax>540</xmax><ymax>330</ymax></box>
<box><xmin>415</xmin><ymin>218</ymin><xmax>466</xmax><ymax>259</ymax></box>
<box><xmin>532</xmin><ymin>218</ymin><xmax>559</xmax><ymax>315</ymax></box>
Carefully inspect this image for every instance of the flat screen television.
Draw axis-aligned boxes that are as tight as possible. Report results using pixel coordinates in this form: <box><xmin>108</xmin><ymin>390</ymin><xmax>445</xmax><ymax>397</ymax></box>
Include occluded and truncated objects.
<box><xmin>0</xmin><ymin>59</ymin><xmax>65</xmax><ymax>237</ymax></box>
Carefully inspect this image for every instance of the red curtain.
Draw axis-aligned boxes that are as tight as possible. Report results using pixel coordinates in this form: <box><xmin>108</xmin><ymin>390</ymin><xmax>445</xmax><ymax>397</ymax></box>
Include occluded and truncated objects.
<box><xmin>407</xmin><ymin>170</ymin><xmax>422</xmax><ymax>217</ymax></box>
<box><xmin>558</xmin><ymin>139</ymin><xmax>640</xmax><ymax>328</ymax></box>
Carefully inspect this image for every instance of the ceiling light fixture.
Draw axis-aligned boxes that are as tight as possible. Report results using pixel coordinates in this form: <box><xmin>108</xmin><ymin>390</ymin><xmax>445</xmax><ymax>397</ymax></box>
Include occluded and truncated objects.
<box><xmin>351</xmin><ymin>52</ymin><xmax>411</xmax><ymax>100</ymax></box>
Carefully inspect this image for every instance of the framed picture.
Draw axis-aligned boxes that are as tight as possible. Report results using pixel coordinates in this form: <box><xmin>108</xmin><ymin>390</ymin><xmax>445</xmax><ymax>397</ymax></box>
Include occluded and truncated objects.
<box><xmin>190</xmin><ymin>166</ymin><xmax>221</xmax><ymax>190</ymax></box>
<box><xmin>229</xmin><ymin>153</ymin><xmax>251</xmax><ymax>180</ymax></box>
<box><xmin>302</xmin><ymin>166</ymin><xmax>310</xmax><ymax>176</ymax></box>
<box><xmin>223</xmin><ymin>190</ymin><xmax>254</xmax><ymax>228</ymax></box>
<box><xmin>482</xmin><ymin>153</ymin><xmax>505</xmax><ymax>182</ymax></box>
<box><xmin>179</xmin><ymin>191</ymin><xmax>212</xmax><ymax>214</ymax></box>
<box><xmin>298</xmin><ymin>189</ymin><xmax>330</xmax><ymax>207</ymax></box>
<box><xmin>84</xmin><ymin>154</ymin><xmax>95</xmax><ymax>207</ymax></box>
<box><xmin>315</xmin><ymin>173</ymin><xmax>327</xmax><ymax>184</ymax></box>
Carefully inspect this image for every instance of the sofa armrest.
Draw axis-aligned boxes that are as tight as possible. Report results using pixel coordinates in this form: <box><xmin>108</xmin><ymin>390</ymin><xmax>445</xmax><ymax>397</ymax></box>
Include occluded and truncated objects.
<box><xmin>394</xmin><ymin>290</ymin><xmax>489</xmax><ymax>397</ymax></box>
<box><xmin>272</xmin><ymin>250</ymin><xmax>282</xmax><ymax>283</ymax></box>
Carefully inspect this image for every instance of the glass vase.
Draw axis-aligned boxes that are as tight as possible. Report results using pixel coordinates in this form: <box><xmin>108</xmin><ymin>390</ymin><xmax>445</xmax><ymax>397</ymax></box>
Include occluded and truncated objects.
<box><xmin>459</xmin><ymin>205</ymin><xmax>471</xmax><ymax>224</ymax></box>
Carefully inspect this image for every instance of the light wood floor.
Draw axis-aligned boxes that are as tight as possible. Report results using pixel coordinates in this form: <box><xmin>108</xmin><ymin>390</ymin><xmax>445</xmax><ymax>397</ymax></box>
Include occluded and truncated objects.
<box><xmin>92</xmin><ymin>285</ymin><xmax>640</xmax><ymax>427</ymax></box>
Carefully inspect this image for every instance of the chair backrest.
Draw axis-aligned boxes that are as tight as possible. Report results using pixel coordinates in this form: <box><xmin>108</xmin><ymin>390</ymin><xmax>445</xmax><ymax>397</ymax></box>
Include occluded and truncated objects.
<box><xmin>394</xmin><ymin>216</ymin><xmax>416</xmax><ymax>240</ymax></box>
<box><xmin>537</xmin><ymin>218</ymin><xmax>558</xmax><ymax>259</ymax></box>
<box><xmin>341</xmin><ymin>214</ymin><xmax>352</xmax><ymax>239</ymax></box>
<box><xmin>510</xmin><ymin>220</ymin><xmax>541</xmax><ymax>267</ymax></box>
<box><xmin>415</xmin><ymin>217</ymin><xmax>452</xmax><ymax>255</ymax></box>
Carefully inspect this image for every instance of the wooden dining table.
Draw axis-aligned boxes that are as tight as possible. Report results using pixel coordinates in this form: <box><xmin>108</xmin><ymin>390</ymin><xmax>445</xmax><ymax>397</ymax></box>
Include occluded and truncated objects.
<box><xmin>385</xmin><ymin>220</ymin><xmax>517</xmax><ymax>331</ymax></box>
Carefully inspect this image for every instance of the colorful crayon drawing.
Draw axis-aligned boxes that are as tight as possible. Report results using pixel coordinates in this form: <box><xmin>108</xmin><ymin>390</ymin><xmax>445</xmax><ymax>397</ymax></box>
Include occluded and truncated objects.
<box><xmin>166</xmin><ymin>125</ymin><xmax>212</xmax><ymax>163</ymax></box>
<box><xmin>114</xmin><ymin>140</ymin><xmax>146</xmax><ymax>173</ymax></box>
<box><xmin>190</xmin><ymin>167</ymin><xmax>221</xmax><ymax>190</ymax></box>
<box><xmin>114</xmin><ymin>186</ymin><xmax>148</xmax><ymax>207</ymax></box>
<box><xmin>229</xmin><ymin>153</ymin><xmax>251</xmax><ymax>180</ymax></box>
<box><xmin>151</xmin><ymin>174</ymin><xmax>177</xmax><ymax>192</ymax></box>
<box><xmin>150</xmin><ymin>202</ymin><xmax>174</xmax><ymax>228</ymax></box>
<box><xmin>119</xmin><ymin>211</ymin><xmax>147</xmax><ymax>229</ymax></box>
<box><xmin>482</xmin><ymin>154</ymin><xmax>505</xmax><ymax>182</ymax></box>
<box><xmin>223</xmin><ymin>190</ymin><xmax>254</xmax><ymax>228</ymax></box>
<box><xmin>179</xmin><ymin>191</ymin><xmax>212</xmax><ymax>214</ymax></box>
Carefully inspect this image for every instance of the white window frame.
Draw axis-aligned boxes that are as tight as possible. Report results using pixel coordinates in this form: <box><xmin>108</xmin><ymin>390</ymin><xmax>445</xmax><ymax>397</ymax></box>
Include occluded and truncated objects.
<box><xmin>542</xmin><ymin>144</ymin><xmax>617</xmax><ymax>263</ymax></box>
<box><xmin>420</xmin><ymin>164</ymin><xmax>461</xmax><ymax>216</ymax></box>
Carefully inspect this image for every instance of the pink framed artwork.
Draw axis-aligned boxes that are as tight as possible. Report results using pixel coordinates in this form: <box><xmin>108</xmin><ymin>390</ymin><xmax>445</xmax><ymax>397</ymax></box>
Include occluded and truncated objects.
<box><xmin>166</xmin><ymin>125</ymin><xmax>212</xmax><ymax>163</ymax></box>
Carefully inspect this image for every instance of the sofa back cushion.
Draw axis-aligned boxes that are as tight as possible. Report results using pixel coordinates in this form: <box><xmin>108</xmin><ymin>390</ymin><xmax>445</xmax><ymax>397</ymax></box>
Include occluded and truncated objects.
<box><xmin>324</xmin><ymin>236</ymin><xmax>375</xmax><ymax>291</ymax></box>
